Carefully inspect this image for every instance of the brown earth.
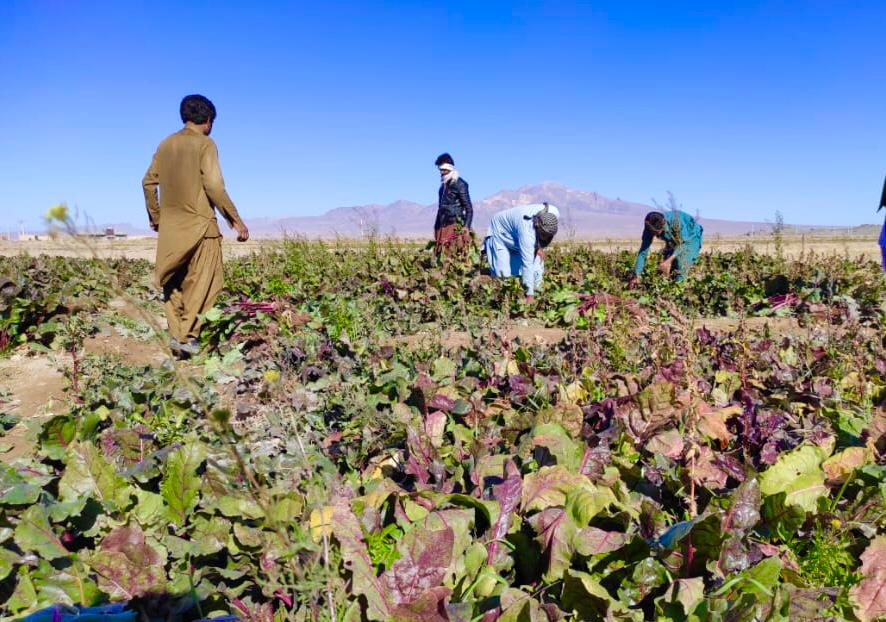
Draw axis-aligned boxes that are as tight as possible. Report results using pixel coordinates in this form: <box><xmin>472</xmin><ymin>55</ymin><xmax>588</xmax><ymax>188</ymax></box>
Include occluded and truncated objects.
<box><xmin>83</xmin><ymin>331</ymin><xmax>168</xmax><ymax>367</ymax></box>
<box><xmin>0</xmin><ymin>303</ymin><xmax>171</xmax><ymax>462</ymax></box>
<box><xmin>0</xmin><ymin>355</ymin><xmax>68</xmax><ymax>462</ymax></box>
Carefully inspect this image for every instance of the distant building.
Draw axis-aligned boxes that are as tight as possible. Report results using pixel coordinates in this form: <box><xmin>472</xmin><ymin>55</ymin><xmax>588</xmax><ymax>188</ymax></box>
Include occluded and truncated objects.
<box><xmin>78</xmin><ymin>227</ymin><xmax>128</xmax><ymax>240</ymax></box>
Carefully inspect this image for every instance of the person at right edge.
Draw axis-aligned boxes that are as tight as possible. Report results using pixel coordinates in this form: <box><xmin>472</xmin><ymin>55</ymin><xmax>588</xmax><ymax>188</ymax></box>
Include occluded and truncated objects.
<box><xmin>879</xmin><ymin>175</ymin><xmax>886</xmax><ymax>271</ymax></box>
<box><xmin>433</xmin><ymin>153</ymin><xmax>473</xmax><ymax>260</ymax></box>
<box><xmin>629</xmin><ymin>209</ymin><xmax>703</xmax><ymax>286</ymax></box>
<box><xmin>142</xmin><ymin>94</ymin><xmax>249</xmax><ymax>359</ymax></box>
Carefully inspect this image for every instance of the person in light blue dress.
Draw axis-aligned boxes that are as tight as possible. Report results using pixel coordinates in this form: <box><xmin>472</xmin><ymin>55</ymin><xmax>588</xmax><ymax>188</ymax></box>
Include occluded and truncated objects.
<box><xmin>879</xmin><ymin>176</ymin><xmax>886</xmax><ymax>271</ymax></box>
<box><xmin>880</xmin><ymin>215</ymin><xmax>885</xmax><ymax>271</ymax></box>
<box><xmin>630</xmin><ymin>210</ymin><xmax>704</xmax><ymax>285</ymax></box>
<box><xmin>483</xmin><ymin>203</ymin><xmax>560</xmax><ymax>300</ymax></box>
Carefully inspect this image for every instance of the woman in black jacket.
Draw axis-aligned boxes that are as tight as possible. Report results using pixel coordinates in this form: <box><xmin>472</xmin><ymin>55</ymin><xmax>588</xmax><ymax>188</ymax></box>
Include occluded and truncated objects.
<box><xmin>434</xmin><ymin>153</ymin><xmax>473</xmax><ymax>258</ymax></box>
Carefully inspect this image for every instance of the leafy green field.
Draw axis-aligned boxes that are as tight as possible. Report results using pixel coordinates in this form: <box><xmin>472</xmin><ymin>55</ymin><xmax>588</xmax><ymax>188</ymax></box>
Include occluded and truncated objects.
<box><xmin>1</xmin><ymin>239</ymin><xmax>885</xmax><ymax>621</ymax></box>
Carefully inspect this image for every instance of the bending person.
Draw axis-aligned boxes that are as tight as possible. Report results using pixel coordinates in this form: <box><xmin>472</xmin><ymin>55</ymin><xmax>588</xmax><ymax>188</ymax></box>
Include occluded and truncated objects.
<box><xmin>483</xmin><ymin>203</ymin><xmax>559</xmax><ymax>301</ymax></box>
<box><xmin>142</xmin><ymin>94</ymin><xmax>249</xmax><ymax>359</ymax></box>
<box><xmin>630</xmin><ymin>209</ymin><xmax>703</xmax><ymax>286</ymax></box>
<box><xmin>433</xmin><ymin>153</ymin><xmax>474</xmax><ymax>258</ymax></box>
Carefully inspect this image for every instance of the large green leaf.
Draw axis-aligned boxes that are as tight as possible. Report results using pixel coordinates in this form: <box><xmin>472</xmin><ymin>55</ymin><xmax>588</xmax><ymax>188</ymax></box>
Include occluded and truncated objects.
<box><xmin>191</xmin><ymin>515</ymin><xmax>233</xmax><ymax>556</ymax></box>
<box><xmin>160</xmin><ymin>442</ymin><xmax>206</xmax><ymax>526</ymax></box>
<box><xmin>6</xmin><ymin>566</ymin><xmax>37</xmax><ymax>615</ymax></box>
<box><xmin>743</xmin><ymin>557</ymin><xmax>782</xmax><ymax>599</ymax></box>
<box><xmin>656</xmin><ymin>577</ymin><xmax>705</xmax><ymax>618</ymax></box>
<box><xmin>497</xmin><ymin>588</ymin><xmax>547</xmax><ymax>622</ymax></box>
<box><xmin>521</xmin><ymin>465</ymin><xmax>587</xmax><ymax>512</ymax></box>
<box><xmin>528</xmin><ymin>423</ymin><xmax>582</xmax><ymax>470</ymax></box>
<box><xmin>759</xmin><ymin>444</ymin><xmax>831</xmax><ymax>513</ymax></box>
<box><xmin>32</xmin><ymin>559</ymin><xmax>101</xmax><ymax>607</ymax></box>
<box><xmin>13</xmin><ymin>503</ymin><xmax>69</xmax><ymax>560</ymax></box>
<box><xmin>132</xmin><ymin>488</ymin><xmax>166</xmax><ymax>527</ymax></box>
<box><xmin>561</xmin><ymin>569</ymin><xmax>642</xmax><ymax>621</ymax></box>
<box><xmin>619</xmin><ymin>557</ymin><xmax>669</xmax><ymax>607</ymax></box>
<box><xmin>58</xmin><ymin>442</ymin><xmax>133</xmax><ymax>513</ymax></box>
<box><xmin>567</xmin><ymin>483</ymin><xmax>618</xmax><ymax>526</ymax></box>
<box><xmin>0</xmin><ymin>463</ymin><xmax>48</xmax><ymax>505</ymax></box>
<box><xmin>0</xmin><ymin>547</ymin><xmax>22</xmax><ymax>581</ymax></box>
<box><xmin>206</xmin><ymin>493</ymin><xmax>265</xmax><ymax>520</ymax></box>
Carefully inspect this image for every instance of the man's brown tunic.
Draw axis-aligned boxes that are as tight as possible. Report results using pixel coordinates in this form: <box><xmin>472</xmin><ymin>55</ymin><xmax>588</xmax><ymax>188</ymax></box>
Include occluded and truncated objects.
<box><xmin>142</xmin><ymin>125</ymin><xmax>244</xmax><ymax>342</ymax></box>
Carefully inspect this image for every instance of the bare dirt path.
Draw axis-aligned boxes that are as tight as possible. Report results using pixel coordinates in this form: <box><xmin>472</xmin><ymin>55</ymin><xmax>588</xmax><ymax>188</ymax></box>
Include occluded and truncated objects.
<box><xmin>0</xmin><ymin>355</ymin><xmax>68</xmax><ymax>462</ymax></box>
<box><xmin>388</xmin><ymin>314</ymin><xmax>873</xmax><ymax>350</ymax></box>
<box><xmin>692</xmin><ymin>316</ymin><xmax>800</xmax><ymax>334</ymax></box>
<box><xmin>0</xmin><ymin>298</ymin><xmax>170</xmax><ymax>462</ymax></box>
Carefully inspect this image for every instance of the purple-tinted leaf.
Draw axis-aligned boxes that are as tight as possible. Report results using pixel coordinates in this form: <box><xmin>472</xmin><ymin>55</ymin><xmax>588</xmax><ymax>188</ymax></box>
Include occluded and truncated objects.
<box><xmin>522</xmin><ymin>465</ymin><xmax>586</xmax><ymax>512</ymax></box>
<box><xmin>760</xmin><ymin>442</ymin><xmax>779</xmax><ymax>465</ymax></box>
<box><xmin>540</xmin><ymin>602</ymin><xmax>563</xmax><ymax>621</ymax></box>
<box><xmin>645</xmin><ymin>429</ymin><xmax>684</xmax><ymax>459</ymax></box>
<box><xmin>405</xmin><ymin>456</ymin><xmax>430</xmax><ymax>486</ymax></box>
<box><xmin>446</xmin><ymin>601</ymin><xmax>473</xmax><ymax>622</ymax></box>
<box><xmin>657</xmin><ymin>360</ymin><xmax>686</xmax><ymax>384</ymax></box>
<box><xmin>391</xmin><ymin>587</ymin><xmax>451</xmax><ymax>622</ymax></box>
<box><xmin>528</xmin><ymin>507</ymin><xmax>576</xmax><ymax>582</ymax></box>
<box><xmin>428</xmin><ymin>394</ymin><xmax>456</xmax><ymax>413</ymax></box>
<box><xmin>812</xmin><ymin>377</ymin><xmax>833</xmax><ymax>399</ymax></box>
<box><xmin>508</xmin><ymin>375</ymin><xmax>532</xmax><ymax>397</ymax></box>
<box><xmin>688</xmin><ymin>446</ymin><xmax>729</xmax><ymax>489</ymax></box>
<box><xmin>644</xmin><ymin>465</ymin><xmax>664</xmax><ymax>487</ymax></box>
<box><xmin>331</xmin><ymin>497</ymin><xmax>394</xmax><ymax>620</ymax></box>
<box><xmin>425</xmin><ymin>411</ymin><xmax>447</xmax><ymax>448</ymax></box>
<box><xmin>579</xmin><ymin>442</ymin><xmax>611</xmax><ymax>481</ymax></box>
<box><xmin>712</xmin><ymin>453</ymin><xmax>746</xmax><ymax>482</ymax></box>
<box><xmin>574</xmin><ymin>527</ymin><xmax>628</xmax><ymax>556</ymax></box>
<box><xmin>487</xmin><ymin>460</ymin><xmax>522</xmax><ymax>565</ymax></box>
<box><xmin>406</xmin><ymin>425</ymin><xmax>435</xmax><ymax>486</ymax></box>
<box><xmin>382</xmin><ymin>527</ymin><xmax>454</xmax><ymax>605</ymax></box>
<box><xmin>88</xmin><ymin>526</ymin><xmax>165</xmax><ymax>600</ymax></box>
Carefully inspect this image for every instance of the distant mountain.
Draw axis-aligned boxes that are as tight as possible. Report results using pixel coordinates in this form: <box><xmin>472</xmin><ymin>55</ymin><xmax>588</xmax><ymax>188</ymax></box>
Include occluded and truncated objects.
<box><xmin>243</xmin><ymin>182</ymin><xmax>783</xmax><ymax>239</ymax></box>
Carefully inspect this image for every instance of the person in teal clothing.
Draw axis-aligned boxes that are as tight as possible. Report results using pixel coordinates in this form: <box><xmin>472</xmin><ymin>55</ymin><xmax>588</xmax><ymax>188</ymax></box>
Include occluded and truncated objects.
<box><xmin>629</xmin><ymin>210</ymin><xmax>704</xmax><ymax>286</ymax></box>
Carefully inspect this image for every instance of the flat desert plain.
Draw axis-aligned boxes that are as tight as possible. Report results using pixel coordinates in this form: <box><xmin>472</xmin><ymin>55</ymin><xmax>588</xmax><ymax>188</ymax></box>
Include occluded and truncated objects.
<box><xmin>0</xmin><ymin>234</ymin><xmax>881</xmax><ymax>261</ymax></box>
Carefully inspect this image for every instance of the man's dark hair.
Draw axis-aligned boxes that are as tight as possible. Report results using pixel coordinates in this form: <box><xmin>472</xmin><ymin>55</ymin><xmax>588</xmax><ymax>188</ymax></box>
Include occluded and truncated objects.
<box><xmin>645</xmin><ymin>211</ymin><xmax>666</xmax><ymax>235</ymax></box>
<box><xmin>180</xmin><ymin>95</ymin><xmax>217</xmax><ymax>125</ymax></box>
<box><xmin>435</xmin><ymin>153</ymin><xmax>454</xmax><ymax>167</ymax></box>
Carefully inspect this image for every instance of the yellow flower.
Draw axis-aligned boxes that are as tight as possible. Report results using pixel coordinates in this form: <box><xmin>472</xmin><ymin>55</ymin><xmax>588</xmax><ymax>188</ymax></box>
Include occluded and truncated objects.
<box><xmin>309</xmin><ymin>506</ymin><xmax>334</xmax><ymax>542</ymax></box>
<box><xmin>263</xmin><ymin>369</ymin><xmax>281</xmax><ymax>383</ymax></box>
<box><xmin>830</xmin><ymin>518</ymin><xmax>842</xmax><ymax>529</ymax></box>
<box><xmin>45</xmin><ymin>204</ymin><xmax>68</xmax><ymax>222</ymax></box>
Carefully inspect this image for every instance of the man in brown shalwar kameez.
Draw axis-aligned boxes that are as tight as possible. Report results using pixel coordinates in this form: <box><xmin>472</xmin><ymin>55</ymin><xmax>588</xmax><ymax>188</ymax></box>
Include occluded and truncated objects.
<box><xmin>142</xmin><ymin>94</ymin><xmax>249</xmax><ymax>358</ymax></box>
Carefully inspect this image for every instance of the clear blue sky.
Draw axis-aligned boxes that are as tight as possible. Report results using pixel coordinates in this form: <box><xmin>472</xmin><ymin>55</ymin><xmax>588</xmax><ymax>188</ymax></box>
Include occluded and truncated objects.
<box><xmin>2</xmin><ymin>0</ymin><xmax>885</xmax><ymax>230</ymax></box>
